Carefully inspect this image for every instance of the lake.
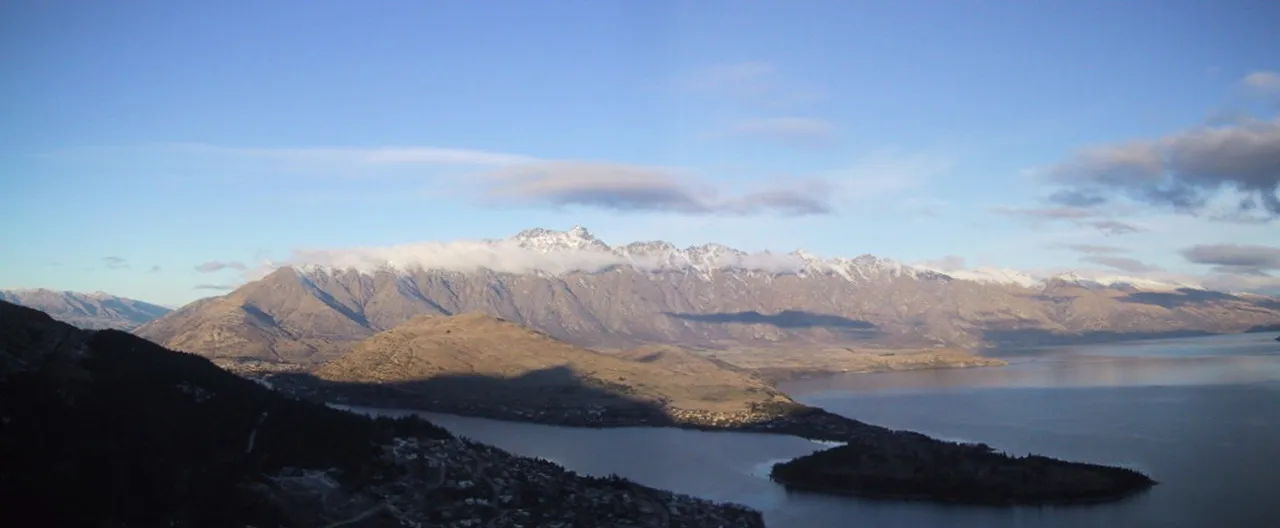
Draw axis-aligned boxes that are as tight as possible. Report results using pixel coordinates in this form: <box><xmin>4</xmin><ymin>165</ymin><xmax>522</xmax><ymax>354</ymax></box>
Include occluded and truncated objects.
<box><xmin>341</xmin><ymin>332</ymin><xmax>1280</xmax><ymax>527</ymax></box>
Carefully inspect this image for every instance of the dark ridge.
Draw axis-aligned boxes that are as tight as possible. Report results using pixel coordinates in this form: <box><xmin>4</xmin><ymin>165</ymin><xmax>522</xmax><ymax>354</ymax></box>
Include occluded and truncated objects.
<box><xmin>0</xmin><ymin>301</ymin><xmax>765</xmax><ymax>527</ymax></box>
<box><xmin>1</xmin><ymin>329</ymin><xmax>448</xmax><ymax>527</ymax></box>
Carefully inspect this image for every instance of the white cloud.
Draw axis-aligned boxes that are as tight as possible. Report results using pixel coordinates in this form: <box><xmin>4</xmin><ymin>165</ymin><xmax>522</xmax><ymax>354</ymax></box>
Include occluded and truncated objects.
<box><xmin>1242</xmin><ymin>71</ymin><xmax>1280</xmax><ymax>94</ymax></box>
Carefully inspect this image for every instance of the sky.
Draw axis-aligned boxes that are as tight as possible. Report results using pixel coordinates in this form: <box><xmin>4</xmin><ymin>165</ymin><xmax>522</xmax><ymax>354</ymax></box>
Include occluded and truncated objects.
<box><xmin>2</xmin><ymin>0</ymin><xmax>1279</xmax><ymax>306</ymax></box>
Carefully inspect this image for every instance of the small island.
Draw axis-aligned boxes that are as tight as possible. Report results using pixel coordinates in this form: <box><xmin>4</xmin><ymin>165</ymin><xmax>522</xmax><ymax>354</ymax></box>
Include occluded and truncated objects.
<box><xmin>770</xmin><ymin>435</ymin><xmax>1157</xmax><ymax>505</ymax></box>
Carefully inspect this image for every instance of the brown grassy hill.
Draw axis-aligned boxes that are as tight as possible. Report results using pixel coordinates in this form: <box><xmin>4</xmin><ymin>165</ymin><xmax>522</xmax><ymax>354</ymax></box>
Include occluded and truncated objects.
<box><xmin>135</xmin><ymin>268</ymin><xmax>376</xmax><ymax>364</ymax></box>
<box><xmin>313</xmin><ymin>313</ymin><xmax>793</xmax><ymax>414</ymax></box>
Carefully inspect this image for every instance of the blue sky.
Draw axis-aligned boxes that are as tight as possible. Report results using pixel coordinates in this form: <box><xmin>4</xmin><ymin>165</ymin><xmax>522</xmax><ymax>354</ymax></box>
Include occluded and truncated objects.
<box><xmin>2</xmin><ymin>0</ymin><xmax>1279</xmax><ymax>305</ymax></box>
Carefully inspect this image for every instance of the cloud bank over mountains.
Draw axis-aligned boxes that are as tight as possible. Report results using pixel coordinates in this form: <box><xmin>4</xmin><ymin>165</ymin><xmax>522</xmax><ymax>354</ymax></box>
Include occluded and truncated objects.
<box><xmin>217</xmin><ymin>226</ymin><xmax>1280</xmax><ymax>296</ymax></box>
<box><xmin>260</xmin><ymin>228</ymin><xmax>827</xmax><ymax>279</ymax></box>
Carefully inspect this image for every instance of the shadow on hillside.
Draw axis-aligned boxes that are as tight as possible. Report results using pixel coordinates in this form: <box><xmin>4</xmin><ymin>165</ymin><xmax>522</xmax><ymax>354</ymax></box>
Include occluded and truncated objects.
<box><xmin>1118</xmin><ymin>288</ymin><xmax>1241</xmax><ymax>309</ymax></box>
<box><xmin>980</xmin><ymin>328</ymin><xmax>1221</xmax><ymax>355</ymax></box>
<box><xmin>265</xmin><ymin>366</ymin><xmax>693</xmax><ymax>428</ymax></box>
<box><xmin>664</xmin><ymin>310</ymin><xmax>879</xmax><ymax>336</ymax></box>
<box><xmin>258</xmin><ymin>366</ymin><xmax>1160</xmax><ymax>508</ymax></box>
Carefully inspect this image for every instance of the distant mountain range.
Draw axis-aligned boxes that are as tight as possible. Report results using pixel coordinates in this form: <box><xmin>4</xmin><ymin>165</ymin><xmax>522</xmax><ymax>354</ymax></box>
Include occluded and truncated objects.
<box><xmin>0</xmin><ymin>288</ymin><xmax>171</xmax><ymax>330</ymax></box>
<box><xmin>133</xmin><ymin>226</ymin><xmax>1280</xmax><ymax>365</ymax></box>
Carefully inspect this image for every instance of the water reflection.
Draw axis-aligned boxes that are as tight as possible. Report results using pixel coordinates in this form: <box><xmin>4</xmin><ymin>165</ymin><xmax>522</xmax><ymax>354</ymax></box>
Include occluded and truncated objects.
<box><xmin>337</xmin><ymin>333</ymin><xmax>1280</xmax><ymax>527</ymax></box>
<box><xmin>784</xmin><ymin>333</ymin><xmax>1280</xmax><ymax>397</ymax></box>
<box><xmin>338</xmin><ymin>406</ymin><xmax>830</xmax><ymax>513</ymax></box>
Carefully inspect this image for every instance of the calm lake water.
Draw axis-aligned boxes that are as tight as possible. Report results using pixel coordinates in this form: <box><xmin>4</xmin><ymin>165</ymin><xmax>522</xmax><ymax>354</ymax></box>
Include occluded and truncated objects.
<box><xmin>343</xmin><ymin>332</ymin><xmax>1280</xmax><ymax>528</ymax></box>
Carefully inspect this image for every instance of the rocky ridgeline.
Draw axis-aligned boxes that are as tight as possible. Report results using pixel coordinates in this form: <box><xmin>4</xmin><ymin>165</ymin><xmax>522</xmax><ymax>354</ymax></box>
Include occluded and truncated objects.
<box><xmin>261</xmin><ymin>437</ymin><xmax>763</xmax><ymax>527</ymax></box>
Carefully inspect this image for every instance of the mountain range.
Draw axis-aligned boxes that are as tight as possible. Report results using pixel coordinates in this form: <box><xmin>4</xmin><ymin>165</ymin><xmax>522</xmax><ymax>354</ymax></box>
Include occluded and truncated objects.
<box><xmin>133</xmin><ymin>226</ymin><xmax>1280</xmax><ymax>366</ymax></box>
<box><xmin>0</xmin><ymin>289</ymin><xmax>172</xmax><ymax>330</ymax></box>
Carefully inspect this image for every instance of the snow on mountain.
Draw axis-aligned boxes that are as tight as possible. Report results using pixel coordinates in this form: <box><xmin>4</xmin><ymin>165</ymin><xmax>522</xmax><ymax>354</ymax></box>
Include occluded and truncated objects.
<box><xmin>922</xmin><ymin>266</ymin><xmax>1044</xmax><ymax>289</ymax></box>
<box><xmin>283</xmin><ymin>226</ymin><xmax>1191</xmax><ymax>292</ymax></box>
<box><xmin>0</xmin><ymin>288</ymin><xmax>171</xmax><ymax>330</ymax></box>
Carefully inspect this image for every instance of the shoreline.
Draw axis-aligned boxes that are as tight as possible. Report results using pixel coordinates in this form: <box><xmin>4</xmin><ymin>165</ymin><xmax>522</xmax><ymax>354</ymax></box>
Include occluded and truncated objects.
<box><xmin>264</xmin><ymin>373</ymin><xmax>1159</xmax><ymax>507</ymax></box>
<box><xmin>749</xmin><ymin>357</ymin><xmax>1009</xmax><ymax>385</ymax></box>
<box><xmin>264</xmin><ymin>372</ymin><xmax>894</xmax><ymax>443</ymax></box>
<box><xmin>769</xmin><ymin>473</ymin><xmax>1155</xmax><ymax>507</ymax></box>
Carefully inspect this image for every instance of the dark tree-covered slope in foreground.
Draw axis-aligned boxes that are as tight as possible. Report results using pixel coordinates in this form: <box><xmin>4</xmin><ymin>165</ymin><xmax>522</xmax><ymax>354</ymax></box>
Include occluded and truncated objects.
<box><xmin>0</xmin><ymin>300</ymin><xmax>763</xmax><ymax>527</ymax></box>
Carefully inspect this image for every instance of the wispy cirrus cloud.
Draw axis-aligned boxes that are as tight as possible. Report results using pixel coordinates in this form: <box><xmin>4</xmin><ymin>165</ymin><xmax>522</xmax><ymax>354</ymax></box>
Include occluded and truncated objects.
<box><xmin>989</xmin><ymin>205</ymin><xmax>1148</xmax><ymax>236</ymax></box>
<box><xmin>1081</xmin><ymin>255</ymin><xmax>1164</xmax><ymax>273</ymax></box>
<box><xmin>102</xmin><ymin>256</ymin><xmax>129</xmax><ymax>270</ymax></box>
<box><xmin>194</xmin><ymin>260</ymin><xmax>248</xmax><ymax>273</ymax></box>
<box><xmin>685</xmin><ymin>61</ymin><xmax>777</xmax><ymax>93</ymax></box>
<box><xmin>1060</xmin><ymin>244</ymin><xmax>1129</xmax><ymax>255</ymax></box>
<box><xmin>679</xmin><ymin>61</ymin><xmax>825</xmax><ymax>108</ymax></box>
<box><xmin>715</xmin><ymin>117</ymin><xmax>837</xmax><ymax>148</ymax></box>
<box><xmin>193</xmin><ymin>283</ymin><xmax>236</xmax><ymax>291</ymax></box>
<box><xmin>67</xmin><ymin>143</ymin><xmax>537</xmax><ymax>168</ymax></box>
<box><xmin>1086</xmin><ymin>220</ymin><xmax>1147</xmax><ymax>236</ymax></box>
<box><xmin>991</xmin><ymin>206</ymin><xmax>1096</xmax><ymax>220</ymax></box>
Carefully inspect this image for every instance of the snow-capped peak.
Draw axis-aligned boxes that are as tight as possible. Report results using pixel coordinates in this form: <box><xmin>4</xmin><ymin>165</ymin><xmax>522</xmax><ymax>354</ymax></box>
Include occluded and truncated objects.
<box><xmin>280</xmin><ymin>226</ymin><xmax>1199</xmax><ymax>293</ymax></box>
<box><xmin>924</xmin><ymin>267</ymin><xmax>1043</xmax><ymax>289</ymax></box>
<box><xmin>513</xmin><ymin>225</ymin><xmax>609</xmax><ymax>252</ymax></box>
